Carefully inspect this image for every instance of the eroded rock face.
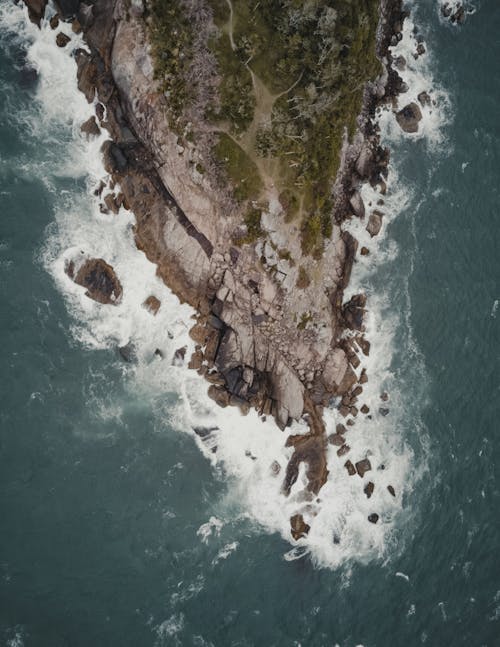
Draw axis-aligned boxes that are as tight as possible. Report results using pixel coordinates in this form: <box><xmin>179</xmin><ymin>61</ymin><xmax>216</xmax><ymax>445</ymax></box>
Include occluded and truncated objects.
<box><xmin>66</xmin><ymin>257</ymin><xmax>123</xmax><ymax>305</ymax></box>
<box><xmin>396</xmin><ymin>102</ymin><xmax>422</xmax><ymax>133</ymax></box>
<box><xmin>80</xmin><ymin>116</ymin><xmax>100</xmax><ymax>137</ymax></box>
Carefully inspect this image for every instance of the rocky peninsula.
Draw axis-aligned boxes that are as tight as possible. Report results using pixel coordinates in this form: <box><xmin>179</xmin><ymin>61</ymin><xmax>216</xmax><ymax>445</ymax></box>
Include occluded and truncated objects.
<box><xmin>23</xmin><ymin>0</ymin><xmax>419</xmax><ymax>540</ymax></box>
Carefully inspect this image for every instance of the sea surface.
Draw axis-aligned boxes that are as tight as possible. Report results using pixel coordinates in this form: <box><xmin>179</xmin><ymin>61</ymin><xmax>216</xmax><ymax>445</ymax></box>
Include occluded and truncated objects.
<box><xmin>1</xmin><ymin>1</ymin><xmax>499</xmax><ymax>645</ymax></box>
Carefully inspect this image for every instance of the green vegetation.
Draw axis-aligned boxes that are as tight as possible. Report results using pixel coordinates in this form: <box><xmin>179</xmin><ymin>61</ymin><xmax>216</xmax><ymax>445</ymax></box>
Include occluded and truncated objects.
<box><xmin>234</xmin><ymin>206</ymin><xmax>264</xmax><ymax>245</ymax></box>
<box><xmin>148</xmin><ymin>0</ymin><xmax>194</xmax><ymax>126</ymax></box>
<box><xmin>297</xmin><ymin>311</ymin><xmax>313</xmax><ymax>330</ymax></box>
<box><xmin>148</xmin><ymin>0</ymin><xmax>381</xmax><ymax>255</ymax></box>
<box><xmin>214</xmin><ymin>133</ymin><xmax>263</xmax><ymax>201</ymax></box>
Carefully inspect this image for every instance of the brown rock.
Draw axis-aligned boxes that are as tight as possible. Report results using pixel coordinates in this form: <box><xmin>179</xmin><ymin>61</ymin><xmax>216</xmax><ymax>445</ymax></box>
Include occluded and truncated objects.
<box><xmin>67</xmin><ymin>257</ymin><xmax>122</xmax><ymax>305</ymax></box>
<box><xmin>366</xmin><ymin>211</ymin><xmax>383</xmax><ymax>237</ymax></box>
<box><xmin>49</xmin><ymin>13</ymin><xmax>60</xmax><ymax>29</ymax></box>
<box><xmin>95</xmin><ymin>102</ymin><xmax>105</xmax><ymax>121</ymax></box>
<box><xmin>396</xmin><ymin>102</ymin><xmax>423</xmax><ymax>133</ymax></box>
<box><xmin>336</xmin><ymin>423</ymin><xmax>346</xmax><ymax>435</ymax></box>
<box><xmin>344</xmin><ymin>460</ymin><xmax>356</xmax><ymax>476</ymax></box>
<box><xmin>22</xmin><ymin>0</ymin><xmax>48</xmax><ymax>25</ymax></box>
<box><xmin>80</xmin><ymin>116</ymin><xmax>100</xmax><ymax>138</ymax></box>
<box><xmin>328</xmin><ymin>433</ymin><xmax>345</xmax><ymax>447</ymax></box>
<box><xmin>142</xmin><ymin>295</ymin><xmax>161</xmax><ymax>315</ymax></box>
<box><xmin>188</xmin><ymin>349</ymin><xmax>203</xmax><ymax>370</ymax></box>
<box><xmin>207</xmin><ymin>385</ymin><xmax>230</xmax><ymax>408</ymax></box>
<box><xmin>72</xmin><ymin>18</ymin><xmax>82</xmax><ymax>33</ymax></box>
<box><xmin>416</xmin><ymin>42</ymin><xmax>426</xmax><ymax>57</ymax></box>
<box><xmin>387</xmin><ymin>485</ymin><xmax>396</xmax><ymax>497</ymax></box>
<box><xmin>360</xmin><ymin>404</ymin><xmax>370</xmax><ymax>414</ymax></box>
<box><xmin>418</xmin><ymin>91</ymin><xmax>431</xmax><ymax>107</ymax></box>
<box><xmin>352</xmin><ymin>386</ymin><xmax>363</xmax><ymax>397</ymax></box>
<box><xmin>360</xmin><ymin>369</ymin><xmax>368</xmax><ymax>384</ymax></box>
<box><xmin>56</xmin><ymin>32</ymin><xmax>71</xmax><ymax>48</ymax></box>
<box><xmin>172</xmin><ymin>346</ymin><xmax>187</xmax><ymax>365</ymax></box>
<box><xmin>290</xmin><ymin>514</ymin><xmax>310</xmax><ymax>540</ymax></box>
<box><xmin>360</xmin><ymin>246</ymin><xmax>370</xmax><ymax>256</ymax></box>
<box><xmin>355</xmin><ymin>458</ymin><xmax>372</xmax><ymax>478</ymax></box>
<box><xmin>364</xmin><ymin>481</ymin><xmax>374</xmax><ymax>498</ymax></box>
<box><xmin>339</xmin><ymin>405</ymin><xmax>350</xmax><ymax>418</ymax></box>
<box><xmin>189</xmin><ymin>323</ymin><xmax>208</xmax><ymax>345</ymax></box>
<box><xmin>337</xmin><ymin>444</ymin><xmax>350</xmax><ymax>457</ymax></box>
<box><xmin>283</xmin><ymin>434</ymin><xmax>328</xmax><ymax>496</ymax></box>
<box><xmin>368</xmin><ymin>513</ymin><xmax>379</xmax><ymax>524</ymax></box>
<box><xmin>346</xmin><ymin>419</ymin><xmax>355</xmax><ymax>427</ymax></box>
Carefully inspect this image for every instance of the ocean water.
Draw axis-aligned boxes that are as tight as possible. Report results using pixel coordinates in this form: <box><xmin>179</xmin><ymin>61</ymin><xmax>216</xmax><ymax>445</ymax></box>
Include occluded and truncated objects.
<box><xmin>0</xmin><ymin>0</ymin><xmax>499</xmax><ymax>645</ymax></box>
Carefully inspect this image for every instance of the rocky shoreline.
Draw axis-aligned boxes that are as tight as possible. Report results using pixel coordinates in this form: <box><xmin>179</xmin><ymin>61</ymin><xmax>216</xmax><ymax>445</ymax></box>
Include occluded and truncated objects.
<box><xmin>23</xmin><ymin>0</ymin><xmax>417</xmax><ymax>540</ymax></box>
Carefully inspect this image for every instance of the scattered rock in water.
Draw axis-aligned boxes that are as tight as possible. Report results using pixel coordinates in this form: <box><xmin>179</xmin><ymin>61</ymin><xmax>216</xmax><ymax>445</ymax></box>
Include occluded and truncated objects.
<box><xmin>380</xmin><ymin>392</ymin><xmax>389</xmax><ymax>401</ymax></box>
<box><xmin>394</xmin><ymin>55</ymin><xmax>406</xmax><ymax>71</ymax></box>
<box><xmin>336</xmin><ymin>423</ymin><xmax>346</xmax><ymax>435</ymax></box>
<box><xmin>328</xmin><ymin>433</ymin><xmax>345</xmax><ymax>447</ymax></box>
<box><xmin>56</xmin><ymin>32</ymin><xmax>71</xmax><ymax>48</ymax></box>
<box><xmin>66</xmin><ymin>257</ymin><xmax>123</xmax><ymax>305</ymax></box>
<box><xmin>80</xmin><ymin>116</ymin><xmax>100</xmax><ymax>138</ymax></box>
<box><xmin>364</xmin><ymin>481</ymin><xmax>374</xmax><ymax>498</ymax></box>
<box><xmin>345</xmin><ymin>460</ymin><xmax>356</xmax><ymax>476</ymax></box>
<box><xmin>368</xmin><ymin>513</ymin><xmax>379</xmax><ymax>524</ymax></box>
<box><xmin>118</xmin><ymin>341</ymin><xmax>136</xmax><ymax>363</ymax></box>
<box><xmin>346</xmin><ymin>419</ymin><xmax>355</xmax><ymax>427</ymax></box>
<box><xmin>290</xmin><ymin>514</ymin><xmax>310</xmax><ymax>540</ymax></box>
<box><xmin>49</xmin><ymin>13</ymin><xmax>59</xmax><ymax>29</ymax></box>
<box><xmin>172</xmin><ymin>346</ymin><xmax>187</xmax><ymax>366</ymax></box>
<box><xmin>396</xmin><ymin>102</ymin><xmax>422</xmax><ymax>133</ymax></box>
<box><xmin>418</xmin><ymin>91</ymin><xmax>431</xmax><ymax>107</ymax></box>
<box><xmin>366</xmin><ymin>211</ymin><xmax>383</xmax><ymax>237</ymax></box>
<box><xmin>350</xmin><ymin>190</ymin><xmax>365</xmax><ymax>219</ymax></box>
<box><xmin>337</xmin><ymin>444</ymin><xmax>350</xmax><ymax>457</ymax></box>
<box><xmin>71</xmin><ymin>18</ymin><xmax>82</xmax><ymax>33</ymax></box>
<box><xmin>387</xmin><ymin>485</ymin><xmax>396</xmax><ymax>497</ymax></box>
<box><xmin>270</xmin><ymin>460</ymin><xmax>281</xmax><ymax>476</ymax></box>
<box><xmin>154</xmin><ymin>348</ymin><xmax>164</xmax><ymax>359</ymax></box>
<box><xmin>193</xmin><ymin>426</ymin><xmax>218</xmax><ymax>439</ymax></box>
<box><xmin>360</xmin><ymin>369</ymin><xmax>368</xmax><ymax>384</ymax></box>
<box><xmin>360</xmin><ymin>404</ymin><xmax>370</xmax><ymax>414</ymax></box>
<box><xmin>355</xmin><ymin>458</ymin><xmax>372</xmax><ymax>478</ymax></box>
<box><xmin>379</xmin><ymin>407</ymin><xmax>390</xmax><ymax>417</ymax></box>
<box><xmin>415</xmin><ymin>42</ymin><xmax>426</xmax><ymax>57</ymax></box>
<box><xmin>441</xmin><ymin>1</ymin><xmax>467</xmax><ymax>24</ymax></box>
<box><xmin>142</xmin><ymin>295</ymin><xmax>161</xmax><ymax>315</ymax></box>
<box><xmin>189</xmin><ymin>323</ymin><xmax>208</xmax><ymax>345</ymax></box>
<box><xmin>360</xmin><ymin>246</ymin><xmax>370</xmax><ymax>256</ymax></box>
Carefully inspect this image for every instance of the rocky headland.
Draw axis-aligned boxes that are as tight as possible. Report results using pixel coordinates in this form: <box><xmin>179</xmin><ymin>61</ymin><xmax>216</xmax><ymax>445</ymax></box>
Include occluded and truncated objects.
<box><xmin>23</xmin><ymin>0</ymin><xmax>420</xmax><ymax>540</ymax></box>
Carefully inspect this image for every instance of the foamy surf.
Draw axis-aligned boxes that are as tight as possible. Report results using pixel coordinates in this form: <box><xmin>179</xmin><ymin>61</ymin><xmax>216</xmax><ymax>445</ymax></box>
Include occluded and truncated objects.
<box><xmin>0</xmin><ymin>0</ymin><xmax>444</xmax><ymax>569</ymax></box>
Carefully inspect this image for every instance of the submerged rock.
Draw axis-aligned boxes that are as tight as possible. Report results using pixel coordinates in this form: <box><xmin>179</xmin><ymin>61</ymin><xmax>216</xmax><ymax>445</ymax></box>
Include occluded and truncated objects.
<box><xmin>396</xmin><ymin>102</ymin><xmax>423</xmax><ymax>133</ymax></box>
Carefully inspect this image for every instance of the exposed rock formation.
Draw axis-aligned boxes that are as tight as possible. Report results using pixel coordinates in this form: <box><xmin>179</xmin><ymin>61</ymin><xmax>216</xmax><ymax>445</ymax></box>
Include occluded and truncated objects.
<box><xmin>65</xmin><ymin>256</ymin><xmax>123</xmax><ymax>305</ymax></box>
<box><xmin>27</xmin><ymin>0</ymin><xmax>410</xmax><ymax>540</ymax></box>
<box><xmin>396</xmin><ymin>102</ymin><xmax>423</xmax><ymax>133</ymax></box>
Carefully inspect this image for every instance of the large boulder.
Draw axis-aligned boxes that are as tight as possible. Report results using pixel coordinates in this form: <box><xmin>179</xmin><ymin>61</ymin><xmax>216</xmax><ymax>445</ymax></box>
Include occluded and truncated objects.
<box><xmin>22</xmin><ymin>0</ymin><xmax>48</xmax><ymax>26</ymax></box>
<box><xmin>396</xmin><ymin>103</ymin><xmax>422</xmax><ymax>133</ymax></box>
<box><xmin>366</xmin><ymin>211</ymin><xmax>383</xmax><ymax>237</ymax></box>
<box><xmin>66</xmin><ymin>257</ymin><xmax>123</xmax><ymax>305</ymax></box>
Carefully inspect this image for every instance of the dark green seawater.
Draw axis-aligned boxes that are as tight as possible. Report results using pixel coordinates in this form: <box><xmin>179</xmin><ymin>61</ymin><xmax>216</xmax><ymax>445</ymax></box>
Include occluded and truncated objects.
<box><xmin>1</xmin><ymin>1</ymin><xmax>499</xmax><ymax>645</ymax></box>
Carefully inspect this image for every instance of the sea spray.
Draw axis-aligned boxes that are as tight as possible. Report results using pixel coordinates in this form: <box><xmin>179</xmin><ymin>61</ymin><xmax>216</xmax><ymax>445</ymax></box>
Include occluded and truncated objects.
<box><xmin>0</xmin><ymin>0</ymin><xmax>448</xmax><ymax>568</ymax></box>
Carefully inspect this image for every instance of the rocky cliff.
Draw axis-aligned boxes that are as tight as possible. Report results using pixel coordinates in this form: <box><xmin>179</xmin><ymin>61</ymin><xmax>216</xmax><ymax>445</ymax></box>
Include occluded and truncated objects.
<box><xmin>24</xmin><ymin>0</ymin><xmax>409</xmax><ymax>535</ymax></box>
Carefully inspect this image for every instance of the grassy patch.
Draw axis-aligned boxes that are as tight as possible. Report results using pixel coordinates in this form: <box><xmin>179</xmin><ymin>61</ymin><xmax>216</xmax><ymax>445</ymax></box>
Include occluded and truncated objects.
<box><xmin>214</xmin><ymin>133</ymin><xmax>263</xmax><ymax>201</ymax></box>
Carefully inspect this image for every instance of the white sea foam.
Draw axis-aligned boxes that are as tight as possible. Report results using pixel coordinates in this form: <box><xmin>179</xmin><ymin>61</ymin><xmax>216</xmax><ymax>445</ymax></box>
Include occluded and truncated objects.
<box><xmin>377</xmin><ymin>12</ymin><xmax>452</xmax><ymax>150</ymax></box>
<box><xmin>0</xmin><ymin>1</ymin><xmax>441</xmax><ymax>569</ymax></box>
